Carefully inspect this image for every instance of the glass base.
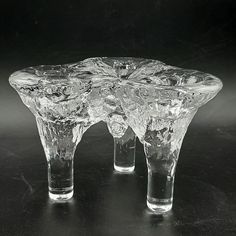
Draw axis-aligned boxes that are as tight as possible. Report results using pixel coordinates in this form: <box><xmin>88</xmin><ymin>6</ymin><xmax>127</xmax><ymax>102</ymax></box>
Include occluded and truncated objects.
<box><xmin>49</xmin><ymin>188</ymin><xmax>73</xmax><ymax>201</ymax></box>
<box><xmin>114</xmin><ymin>164</ymin><xmax>135</xmax><ymax>173</ymax></box>
<box><xmin>147</xmin><ymin>197</ymin><xmax>172</xmax><ymax>214</ymax></box>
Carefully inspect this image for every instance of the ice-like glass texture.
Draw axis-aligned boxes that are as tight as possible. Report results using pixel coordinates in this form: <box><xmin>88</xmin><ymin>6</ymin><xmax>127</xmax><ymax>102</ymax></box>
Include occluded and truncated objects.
<box><xmin>9</xmin><ymin>57</ymin><xmax>222</xmax><ymax>212</ymax></box>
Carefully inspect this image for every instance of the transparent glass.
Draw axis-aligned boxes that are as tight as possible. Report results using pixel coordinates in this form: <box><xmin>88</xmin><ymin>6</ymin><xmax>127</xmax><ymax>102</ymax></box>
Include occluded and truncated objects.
<box><xmin>9</xmin><ymin>65</ymin><xmax>91</xmax><ymax>201</ymax></box>
<box><xmin>112</xmin><ymin>127</ymin><xmax>136</xmax><ymax>172</ymax></box>
<box><xmin>144</xmin><ymin>113</ymin><xmax>196</xmax><ymax>213</ymax></box>
<box><xmin>9</xmin><ymin>57</ymin><xmax>222</xmax><ymax>209</ymax></box>
<box><xmin>36</xmin><ymin>117</ymin><xmax>84</xmax><ymax>201</ymax></box>
<box><xmin>106</xmin><ymin>111</ymin><xmax>136</xmax><ymax>173</ymax></box>
<box><xmin>116</xmin><ymin>61</ymin><xmax>223</xmax><ymax>214</ymax></box>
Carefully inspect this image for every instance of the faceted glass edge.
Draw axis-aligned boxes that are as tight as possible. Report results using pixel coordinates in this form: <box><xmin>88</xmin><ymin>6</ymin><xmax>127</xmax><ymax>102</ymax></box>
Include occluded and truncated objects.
<box><xmin>9</xmin><ymin>57</ymin><xmax>223</xmax><ymax>95</ymax></box>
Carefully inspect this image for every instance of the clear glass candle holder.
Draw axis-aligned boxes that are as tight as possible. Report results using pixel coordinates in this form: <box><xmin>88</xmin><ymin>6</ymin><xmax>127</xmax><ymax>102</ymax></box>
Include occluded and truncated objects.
<box><xmin>10</xmin><ymin>57</ymin><xmax>222</xmax><ymax>212</ymax></box>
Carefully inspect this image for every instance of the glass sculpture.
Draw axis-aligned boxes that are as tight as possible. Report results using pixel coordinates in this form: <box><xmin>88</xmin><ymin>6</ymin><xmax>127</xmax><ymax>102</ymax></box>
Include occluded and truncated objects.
<box><xmin>9</xmin><ymin>57</ymin><xmax>222</xmax><ymax>213</ymax></box>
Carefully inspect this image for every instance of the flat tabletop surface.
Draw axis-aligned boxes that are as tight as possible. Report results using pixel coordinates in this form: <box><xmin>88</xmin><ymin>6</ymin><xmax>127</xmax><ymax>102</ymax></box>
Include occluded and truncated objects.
<box><xmin>1</xmin><ymin>0</ymin><xmax>236</xmax><ymax>235</ymax></box>
<box><xmin>1</xmin><ymin>52</ymin><xmax>236</xmax><ymax>236</ymax></box>
<box><xmin>0</xmin><ymin>122</ymin><xmax>236</xmax><ymax>236</ymax></box>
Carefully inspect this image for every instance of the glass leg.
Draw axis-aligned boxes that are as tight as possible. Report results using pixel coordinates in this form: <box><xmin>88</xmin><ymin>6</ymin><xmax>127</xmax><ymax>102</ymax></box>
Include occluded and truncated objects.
<box><xmin>36</xmin><ymin>117</ymin><xmax>83</xmax><ymax>201</ymax></box>
<box><xmin>144</xmin><ymin>113</ymin><xmax>195</xmax><ymax>213</ymax></box>
<box><xmin>113</xmin><ymin>127</ymin><xmax>136</xmax><ymax>173</ymax></box>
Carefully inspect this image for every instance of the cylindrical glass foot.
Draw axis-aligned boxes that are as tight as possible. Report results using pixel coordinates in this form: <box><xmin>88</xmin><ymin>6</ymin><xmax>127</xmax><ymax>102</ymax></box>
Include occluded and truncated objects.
<box><xmin>143</xmin><ymin>116</ymin><xmax>196</xmax><ymax>214</ymax></box>
<box><xmin>113</xmin><ymin>127</ymin><xmax>136</xmax><ymax>173</ymax></box>
<box><xmin>146</xmin><ymin>169</ymin><xmax>174</xmax><ymax>214</ymax></box>
<box><xmin>48</xmin><ymin>157</ymin><xmax>74</xmax><ymax>201</ymax></box>
<box><xmin>49</xmin><ymin>189</ymin><xmax>74</xmax><ymax>201</ymax></box>
<box><xmin>36</xmin><ymin>118</ymin><xmax>83</xmax><ymax>202</ymax></box>
<box><xmin>114</xmin><ymin>164</ymin><xmax>135</xmax><ymax>173</ymax></box>
<box><xmin>147</xmin><ymin>198</ymin><xmax>172</xmax><ymax>213</ymax></box>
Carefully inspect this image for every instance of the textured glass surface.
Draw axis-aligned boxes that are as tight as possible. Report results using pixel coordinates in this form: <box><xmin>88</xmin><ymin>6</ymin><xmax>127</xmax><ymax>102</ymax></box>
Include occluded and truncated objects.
<box><xmin>9</xmin><ymin>57</ymin><xmax>222</xmax><ymax>211</ymax></box>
